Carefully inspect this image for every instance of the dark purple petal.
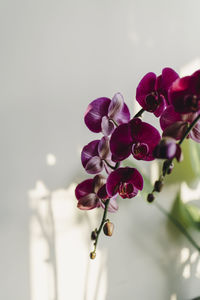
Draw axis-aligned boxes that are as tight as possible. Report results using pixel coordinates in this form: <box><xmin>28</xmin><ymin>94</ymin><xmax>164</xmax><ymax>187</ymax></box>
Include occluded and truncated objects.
<box><xmin>168</xmin><ymin>73</ymin><xmax>200</xmax><ymax>113</ymax></box>
<box><xmin>153</xmin><ymin>95</ymin><xmax>166</xmax><ymax>117</ymax></box>
<box><xmin>136</xmin><ymin>72</ymin><xmax>157</xmax><ymax>108</ymax></box>
<box><xmin>108</xmin><ymin>93</ymin><xmax>124</xmax><ymax>119</ymax></box>
<box><xmin>75</xmin><ymin>179</ymin><xmax>94</xmax><ymax>200</ymax></box>
<box><xmin>81</xmin><ymin>140</ymin><xmax>100</xmax><ymax>168</ymax></box>
<box><xmin>98</xmin><ymin>136</ymin><xmax>110</xmax><ymax>159</ymax></box>
<box><xmin>160</xmin><ymin>105</ymin><xmax>182</xmax><ymax>130</ymax></box>
<box><xmin>153</xmin><ymin>138</ymin><xmax>182</xmax><ymax>161</ymax></box>
<box><xmin>77</xmin><ymin>194</ymin><xmax>99</xmax><ymax>210</ymax></box>
<box><xmin>157</xmin><ymin>68</ymin><xmax>179</xmax><ymax>102</ymax></box>
<box><xmin>101</xmin><ymin>116</ymin><xmax>115</xmax><ymax>136</ymax></box>
<box><xmin>130</xmin><ymin>118</ymin><xmax>161</xmax><ymax>161</ymax></box>
<box><xmin>84</xmin><ymin>97</ymin><xmax>111</xmax><ymax>132</ymax></box>
<box><xmin>110</xmin><ymin>123</ymin><xmax>132</xmax><ymax>161</ymax></box>
<box><xmin>162</xmin><ymin>121</ymin><xmax>188</xmax><ymax>140</ymax></box>
<box><xmin>106</xmin><ymin>167</ymin><xmax>143</xmax><ymax>197</ymax></box>
<box><xmin>85</xmin><ymin>156</ymin><xmax>103</xmax><ymax>174</ymax></box>
<box><xmin>189</xmin><ymin>120</ymin><xmax>200</xmax><ymax>142</ymax></box>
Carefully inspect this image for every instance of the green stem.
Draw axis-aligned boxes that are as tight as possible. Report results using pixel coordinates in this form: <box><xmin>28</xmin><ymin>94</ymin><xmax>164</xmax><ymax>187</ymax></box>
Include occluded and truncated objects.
<box><xmin>104</xmin><ymin>159</ymin><xmax>119</xmax><ymax>170</ymax></box>
<box><xmin>93</xmin><ymin>199</ymin><xmax>110</xmax><ymax>252</ymax></box>
<box><xmin>155</xmin><ymin>202</ymin><xmax>200</xmax><ymax>252</ymax></box>
<box><xmin>133</xmin><ymin>108</ymin><xmax>145</xmax><ymax>118</ymax></box>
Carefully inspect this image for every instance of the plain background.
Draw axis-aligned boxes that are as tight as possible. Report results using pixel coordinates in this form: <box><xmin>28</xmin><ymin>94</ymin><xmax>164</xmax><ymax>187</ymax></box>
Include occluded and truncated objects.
<box><xmin>1</xmin><ymin>0</ymin><xmax>200</xmax><ymax>299</ymax></box>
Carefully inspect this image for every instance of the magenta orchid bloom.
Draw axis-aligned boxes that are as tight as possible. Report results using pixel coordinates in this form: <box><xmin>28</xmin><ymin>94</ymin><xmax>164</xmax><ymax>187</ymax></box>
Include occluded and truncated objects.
<box><xmin>110</xmin><ymin>118</ymin><xmax>161</xmax><ymax>162</ymax></box>
<box><xmin>84</xmin><ymin>93</ymin><xmax>130</xmax><ymax>136</ymax></box>
<box><xmin>106</xmin><ymin>167</ymin><xmax>143</xmax><ymax>199</ymax></box>
<box><xmin>169</xmin><ymin>70</ymin><xmax>200</xmax><ymax>114</ymax></box>
<box><xmin>75</xmin><ymin>175</ymin><xmax>118</xmax><ymax>212</ymax></box>
<box><xmin>136</xmin><ymin>68</ymin><xmax>179</xmax><ymax>117</ymax></box>
<box><xmin>160</xmin><ymin>105</ymin><xmax>200</xmax><ymax>143</ymax></box>
<box><xmin>81</xmin><ymin>136</ymin><xmax>115</xmax><ymax>174</ymax></box>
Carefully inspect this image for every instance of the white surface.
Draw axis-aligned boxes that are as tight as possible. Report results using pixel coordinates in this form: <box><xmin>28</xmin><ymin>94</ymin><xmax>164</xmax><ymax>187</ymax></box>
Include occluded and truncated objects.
<box><xmin>1</xmin><ymin>0</ymin><xmax>200</xmax><ymax>299</ymax></box>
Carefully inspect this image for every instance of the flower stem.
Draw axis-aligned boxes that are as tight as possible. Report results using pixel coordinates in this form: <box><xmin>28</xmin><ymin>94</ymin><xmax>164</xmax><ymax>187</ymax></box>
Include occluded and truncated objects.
<box><xmin>154</xmin><ymin>201</ymin><xmax>200</xmax><ymax>252</ymax></box>
<box><xmin>93</xmin><ymin>199</ymin><xmax>110</xmax><ymax>252</ymax></box>
<box><xmin>104</xmin><ymin>159</ymin><xmax>119</xmax><ymax>170</ymax></box>
<box><xmin>134</xmin><ymin>108</ymin><xmax>145</xmax><ymax>118</ymax></box>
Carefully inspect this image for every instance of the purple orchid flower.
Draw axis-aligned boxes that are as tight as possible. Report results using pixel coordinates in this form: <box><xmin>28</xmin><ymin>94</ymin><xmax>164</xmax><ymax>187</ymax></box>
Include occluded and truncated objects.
<box><xmin>169</xmin><ymin>70</ymin><xmax>200</xmax><ymax>114</ymax></box>
<box><xmin>160</xmin><ymin>105</ymin><xmax>200</xmax><ymax>143</ymax></box>
<box><xmin>106</xmin><ymin>167</ymin><xmax>143</xmax><ymax>199</ymax></box>
<box><xmin>75</xmin><ymin>174</ymin><xmax>118</xmax><ymax>212</ymax></box>
<box><xmin>136</xmin><ymin>68</ymin><xmax>179</xmax><ymax>117</ymax></box>
<box><xmin>110</xmin><ymin>118</ymin><xmax>161</xmax><ymax>162</ymax></box>
<box><xmin>84</xmin><ymin>93</ymin><xmax>130</xmax><ymax>136</ymax></box>
<box><xmin>153</xmin><ymin>137</ymin><xmax>182</xmax><ymax>161</ymax></box>
<box><xmin>81</xmin><ymin>136</ymin><xmax>115</xmax><ymax>174</ymax></box>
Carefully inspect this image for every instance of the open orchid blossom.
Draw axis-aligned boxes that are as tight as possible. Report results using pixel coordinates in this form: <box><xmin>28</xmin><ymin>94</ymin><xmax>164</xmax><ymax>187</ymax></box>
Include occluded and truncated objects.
<box><xmin>160</xmin><ymin>105</ymin><xmax>200</xmax><ymax>142</ymax></box>
<box><xmin>110</xmin><ymin>118</ymin><xmax>161</xmax><ymax>162</ymax></box>
<box><xmin>75</xmin><ymin>174</ymin><xmax>118</xmax><ymax>212</ymax></box>
<box><xmin>75</xmin><ymin>68</ymin><xmax>200</xmax><ymax>259</ymax></box>
<box><xmin>169</xmin><ymin>70</ymin><xmax>200</xmax><ymax>114</ymax></box>
<box><xmin>81</xmin><ymin>136</ymin><xmax>114</xmax><ymax>174</ymax></box>
<box><xmin>84</xmin><ymin>93</ymin><xmax>130</xmax><ymax>135</ymax></box>
<box><xmin>106</xmin><ymin>167</ymin><xmax>143</xmax><ymax>199</ymax></box>
<box><xmin>136</xmin><ymin>68</ymin><xmax>179</xmax><ymax>117</ymax></box>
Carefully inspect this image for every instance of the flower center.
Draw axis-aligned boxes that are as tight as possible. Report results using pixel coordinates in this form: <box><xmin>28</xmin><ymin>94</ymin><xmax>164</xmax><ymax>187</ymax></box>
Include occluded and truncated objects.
<box><xmin>119</xmin><ymin>182</ymin><xmax>134</xmax><ymax>199</ymax></box>
<box><xmin>145</xmin><ymin>92</ymin><xmax>161</xmax><ymax>112</ymax></box>
<box><xmin>184</xmin><ymin>94</ymin><xmax>200</xmax><ymax>112</ymax></box>
<box><xmin>132</xmin><ymin>142</ymin><xmax>149</xmax><ymax>160</ymax></box>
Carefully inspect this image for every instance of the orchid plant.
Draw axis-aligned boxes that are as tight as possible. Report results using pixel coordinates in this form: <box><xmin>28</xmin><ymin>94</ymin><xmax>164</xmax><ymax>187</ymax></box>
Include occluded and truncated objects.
<box><xmin>75</xmin><ymin>68</ymin><xmax>200</xmax><ymax>260</ymax></box>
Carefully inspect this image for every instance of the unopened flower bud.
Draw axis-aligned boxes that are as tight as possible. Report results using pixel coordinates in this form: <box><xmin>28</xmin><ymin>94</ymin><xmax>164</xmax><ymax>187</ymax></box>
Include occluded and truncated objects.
<box><xmin>147</xmin><ymin>193</ymin><xmax>155</xmax><ymax>203</ymax></box>
<box><xmin>103</xmin><ymin>221</ymin><xmax>114</xmax><ymax>236</ymax></box>
<box><xmin>90</xmin><ymin>251</ymin><xmax>96</xmax><ymax>260</ymax></box>
<box><xmin>91</xmin><ymin>230</ymin><xmax>97</xmax><ymax>240</ymax></box>
<box><xmin>153</xmin><ymin>138</ymin><xmax>182</xmax><ymax>161</ymax></box>
<box><xmin>167</xmin><ymin>162</ymin><xmax>174</xmax><ymax>174</ymax></box>
<box><xmin>154</xmin><ymin>180</ymin><xmax>163</xmax><ymax>192</ymax></box>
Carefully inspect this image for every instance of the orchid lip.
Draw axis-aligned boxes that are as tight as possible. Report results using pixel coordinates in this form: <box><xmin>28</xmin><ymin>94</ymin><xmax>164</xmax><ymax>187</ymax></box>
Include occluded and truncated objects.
<box><xmin>132</xmin><ymin>142</ymin><xmax>149</xmax><ymax>160</ymax></box>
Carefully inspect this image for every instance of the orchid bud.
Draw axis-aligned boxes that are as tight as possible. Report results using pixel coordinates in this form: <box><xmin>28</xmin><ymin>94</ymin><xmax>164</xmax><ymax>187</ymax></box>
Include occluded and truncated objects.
<box><xmin>90</xmin><ymin>251</ymin><xmax>96</xmax><ymax>260</ymax></box>
<box><xmin>103</xmin><ymin>221</ymin><xmax>114</xmax><ymax>236</ymax></box>
<box><xmin>147</xmin><ymin>193</ymin><xmax>155</xmax><ymax>203</ymax></box>
<box><xmin>91</xmin><ymin>230</ymin><xmax>97</xmax><ymax>240</ymax></box>
<box><xmin>153</xmin><ymin>137</ymin><xmax>182</xmax><ymax>161</ymax></box>
<box><xmin>154</xmin><ymin>180</ymin><xmax>163</xmax><ymax>192</ymax></box>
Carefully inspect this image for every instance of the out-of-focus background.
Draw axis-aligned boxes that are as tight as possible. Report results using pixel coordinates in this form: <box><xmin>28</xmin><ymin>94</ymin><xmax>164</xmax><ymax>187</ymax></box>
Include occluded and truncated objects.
<box><xmin>1</xmin><ymin>0</ymin><xmax>200</xmax><ymax>299</ymax></box>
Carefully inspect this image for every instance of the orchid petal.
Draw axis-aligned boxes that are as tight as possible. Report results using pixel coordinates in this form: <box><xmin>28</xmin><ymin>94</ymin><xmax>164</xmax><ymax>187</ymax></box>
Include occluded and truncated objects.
<box><xmin>130</xmin><ymin>118</ymin><xmax>161</xmax><ymax>161</ymax></box>
<box><xmin>136</xmin><ymin>72</ymin><xmax>157</xmax><ymax>108</ymax></box>
<box><xmin>160</xmin><ymin>105</ymin><xmax>182</xmax><ymax>130</ymax></box>
<box><xmin>189</xmin><ymin>120</ymin><xmax>200</xmax><ymax>143</ymax></box>
<box><xmin>153</xmin><ymin>95</ymin><xmax>166</xmax><ymax>117</ymax></box>
<box><xmin>84</xmin><ymin>97</ymin><xmax>111</xmax><ymax>132</ymax></box>
<box><xmin>108</xmin><ymin>93</ymin><xmax>124</xmax><ymax>119</ymax></box>
<box><xmin>85</xmin><ymin>156</ymin><xmax>103</xmax><ymax>174</ymax></box>
<box><xmin>110</xmin><ymin>123</ymin><xmax>132</xmax><ymax>161</ymax></box>
<box><xmin>101</xmin><ymin>116</ymin><xmax>115</xmax><ymax>136</ymax></box>
<box><xmin>75</xmin><ymin>179</ymin><xmax>94</xmax><ymax>200</ymax></box>
<box><xmin>81</xmin><ymin>140</ymin><xmax>99</xmax><ymax>168</ymax></box>
<box><xmin>77</xmin><ymin>193</ymin><xmax>99</xmax><ymax>210</ymax></box>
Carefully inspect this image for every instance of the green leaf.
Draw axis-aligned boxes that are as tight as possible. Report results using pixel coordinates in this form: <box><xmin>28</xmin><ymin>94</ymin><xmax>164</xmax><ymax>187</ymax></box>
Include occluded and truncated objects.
<box><xmin>171</xmin><ymin>192</ymin><xmax>200</xmax><ymax>231</ymax></box>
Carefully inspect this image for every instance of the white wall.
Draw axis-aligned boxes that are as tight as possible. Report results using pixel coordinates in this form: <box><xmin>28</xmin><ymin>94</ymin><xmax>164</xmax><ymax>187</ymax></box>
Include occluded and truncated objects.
<box><xmin>1</xmin><ymin>0</ymin><xmax>200</xmax><ymax>299</ymax></box>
